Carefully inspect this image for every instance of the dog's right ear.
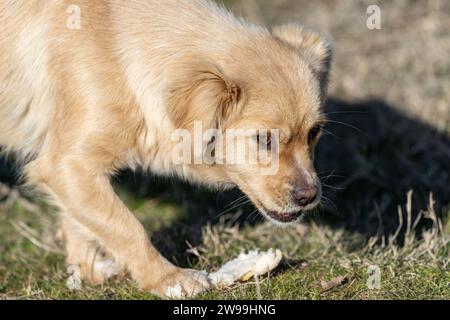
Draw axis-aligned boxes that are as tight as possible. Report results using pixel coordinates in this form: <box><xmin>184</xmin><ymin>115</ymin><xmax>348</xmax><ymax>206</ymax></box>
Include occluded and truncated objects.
<box><xmin>272</xmin><ymin>24</ymin><xmax>333</xmax><ymax>100</ymax></box>
<box><xmin>166</xmin><ymin>62</ymin><xmax>243</xmax><ymax>130</ymax></box>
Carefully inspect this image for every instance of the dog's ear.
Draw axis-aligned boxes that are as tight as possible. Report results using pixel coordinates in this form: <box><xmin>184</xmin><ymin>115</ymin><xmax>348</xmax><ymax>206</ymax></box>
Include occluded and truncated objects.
<box><xmin>166</xmin><ymin>62</ymin><xmax>243</xmax><ymax>130</ymax></box>
<box><xmin>272</xmin><ymin>24</ymin><xmax>333</xmax><ymax>100</ymax></box>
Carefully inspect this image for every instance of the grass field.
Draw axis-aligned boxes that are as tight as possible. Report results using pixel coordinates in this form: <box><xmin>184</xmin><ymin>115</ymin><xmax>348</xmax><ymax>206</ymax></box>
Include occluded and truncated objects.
<box><xmin>0</xmin><ymin>0</ymin><xmax>449</xmax><ymax>300</ymax></box>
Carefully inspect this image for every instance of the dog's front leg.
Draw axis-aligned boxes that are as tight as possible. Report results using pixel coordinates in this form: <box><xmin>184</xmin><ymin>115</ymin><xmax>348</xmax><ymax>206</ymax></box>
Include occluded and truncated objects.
<box><xmin>28</xmin><ymin>156</ymin><xmax>210</xmax><ymax>298</ymax></box>
<box><xmin>59</xmin><ymin>215</ymin><xmax>124</xmax><ymax>284</ymax></box>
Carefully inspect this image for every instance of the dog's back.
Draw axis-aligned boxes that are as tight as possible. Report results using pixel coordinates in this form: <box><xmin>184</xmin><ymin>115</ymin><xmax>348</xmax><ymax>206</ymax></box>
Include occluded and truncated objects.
<box><xmin>0</xmin><ymin>0</ymin><xmax>256</xmax><ymax>160</ymax></box>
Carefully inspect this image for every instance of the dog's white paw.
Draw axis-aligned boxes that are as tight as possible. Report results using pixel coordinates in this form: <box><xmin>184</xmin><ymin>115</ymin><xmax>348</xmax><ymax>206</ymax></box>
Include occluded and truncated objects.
<box><xmin>93</xmin><ymin>259</ymin><xmax>123</xmax><ymax>279</ymax></box>
<box><xmin>146</xmin><ymin>268</ymin><xmax>211</xmax><ymax>299</ymax></box>
<box><xmin>164</xmin><ymin>269</ymin><xmax>211</xmax><ymax>299</ymax></box>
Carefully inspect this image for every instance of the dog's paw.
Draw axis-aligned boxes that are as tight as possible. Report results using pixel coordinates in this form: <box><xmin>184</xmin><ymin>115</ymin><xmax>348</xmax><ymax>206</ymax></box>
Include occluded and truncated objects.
<box><xmin>92</xmin><ymin>259</ymin><xmax>123</xmax><ymax>280</ymax></box>
<box><xmin>148</xmin><ymin>268</ymin><xmax>211</xmax><ymax>299</ymax></box>
<box><xmin>70</xmin><ymin>258</ymin><xmax>123</xmax><ymax>285</ymax></box>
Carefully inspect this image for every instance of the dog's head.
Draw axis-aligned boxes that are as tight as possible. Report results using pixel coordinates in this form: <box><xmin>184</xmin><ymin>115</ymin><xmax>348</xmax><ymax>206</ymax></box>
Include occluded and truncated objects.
<box><xmin>167</xmin><ymin>24</ymin><xmax>332</xmax><ymax>224</ymax></box>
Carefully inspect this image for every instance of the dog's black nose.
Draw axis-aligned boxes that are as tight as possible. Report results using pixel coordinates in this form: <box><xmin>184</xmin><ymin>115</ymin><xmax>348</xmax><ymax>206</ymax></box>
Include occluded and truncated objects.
<box><xmin>292</xmin><ymin>185</ymin><xmax>318</xmax><ymax>207</ymax></box>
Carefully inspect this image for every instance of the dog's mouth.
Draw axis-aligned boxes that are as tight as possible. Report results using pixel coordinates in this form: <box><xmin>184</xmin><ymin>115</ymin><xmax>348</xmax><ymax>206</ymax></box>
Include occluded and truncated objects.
<box><xmin>247</xmin><ymin>195</ymin><xmax>304</xmax><ymax>224</ymax></box>
<box><xmin>266</xmin><ymin>210</ymin><xmax>303</xmax><ymax>223</ymax></box>
<box><xmin>240</xmin><ymin>189</ymin><xmax>310</xmax><ymax>224</ymax></box>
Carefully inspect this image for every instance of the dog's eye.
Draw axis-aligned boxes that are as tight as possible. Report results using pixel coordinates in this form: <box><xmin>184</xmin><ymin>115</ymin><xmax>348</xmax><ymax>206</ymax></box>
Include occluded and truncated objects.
<box><xmin>308</xmin><ymin>125</ymin><xmax>322</xmax><ymax>144</ymax></box>
<box><xmin>256</xmin><ymin>132</ymin><xmax>272</xmax><ymax>150</ymax></box>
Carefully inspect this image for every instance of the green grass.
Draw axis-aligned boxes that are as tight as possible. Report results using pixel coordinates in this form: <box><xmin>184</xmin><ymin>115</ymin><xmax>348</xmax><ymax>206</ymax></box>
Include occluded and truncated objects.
<box><xmin>0</xmin><ymin>187</ymin><xmax>448</xmax><ymax>300</ymax></box>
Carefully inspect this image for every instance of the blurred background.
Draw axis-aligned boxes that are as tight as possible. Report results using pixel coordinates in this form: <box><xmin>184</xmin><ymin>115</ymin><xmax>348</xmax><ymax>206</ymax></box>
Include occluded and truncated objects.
<box><xmin>0</xmin><ymin>0</ymin><xmax>449</xmax><ymax>299</ymax></box>
<box><xmin>232</xmin><ymin>0</ymin><xmax>450</xmax><ymax>131</ymax></box>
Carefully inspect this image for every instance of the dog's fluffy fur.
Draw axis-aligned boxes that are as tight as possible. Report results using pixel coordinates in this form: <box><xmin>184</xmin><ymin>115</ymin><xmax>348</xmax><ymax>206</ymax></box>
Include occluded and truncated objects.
<box><xmin>0</xmin><ymin>0</ymin><xmax>332</xmax><ymax>297</ymax></box>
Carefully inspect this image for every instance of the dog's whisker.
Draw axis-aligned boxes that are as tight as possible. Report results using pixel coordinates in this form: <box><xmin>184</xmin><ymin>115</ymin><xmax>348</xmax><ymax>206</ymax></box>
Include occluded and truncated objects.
<box><xmin>320</xmin><ymin>119</ymin><xmax>368</xmax><ymax>138</ymax></box>
<box><xmin>319</xmin><ymin>173</ymin><xmax>346</xmax><ymax>182</ymax></box>
<box><xmin>224</xmin><ymin>195</ymin><xmax>248</xmax><ymax>209</ymax></box>
<box><xmin>216</xmin><ymin>199</ymin><xmax>252</xmax><ymax>218</ymax></box>
<box><xmin>247</xmin><ymin>209</ymin><xmax>260</xmax><ymax>223</ymax></box>
<box><xmin>321</xmin><ymin>128</ymin><xmax>339</xmax><ymax>138</ymax></box>
<box><xmin>320</xmin><ymin>174</ymin><xmax>337</xmax><ymax>183</ymax></box>
<box><xmin>322</xmin><ymin>183</ymin><xmax>344</xmax><ymax>191</ymax></box>
<box><xmin>318</xmin><ymin>201</ymin><xmax>342</xmax><ymax>217</ymax></box>
<box><xmin>323</xmin><ymin>111</ymin><xmax>367</xmax><ymax>116</ymax></box>
<box><xmin>319</xmin><ymin>173</ymin><xmax>345</xmax><ymax>178</ymax></box>
<box><xmin>223</xmin><ymin>198</ymin><xmax>248</xmax><ymax>210</ymax></box>
<box><xmin>321</xmin><ymin>196</ymin><xmax>338</xmax><ymax>210</ymax></box>
<box><xmin>247</xmin><ymin>209</ymin><xmax>264</xmax><ymax>223</ymax></box>
<box><xmin>317</xmin><ymin>170</ymin><xmax>343</xmax><ymax>176</ymax></box>
<box><xmin>228</xmin><ymin>199</ymin><xmax>252</xmax><ymax>211</ymax></box>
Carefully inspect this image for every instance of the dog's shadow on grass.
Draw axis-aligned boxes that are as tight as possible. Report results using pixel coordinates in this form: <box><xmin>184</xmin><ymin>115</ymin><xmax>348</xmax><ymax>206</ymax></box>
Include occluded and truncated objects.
<box><xmin>315</xmin><ymin>99</ymin><xmax>449</xmax><ymax>236</ymax></box>
<box><xmin>1</xmin><ymin>98</ymin><xmax>449</xmax><ymax>265</ymax></box>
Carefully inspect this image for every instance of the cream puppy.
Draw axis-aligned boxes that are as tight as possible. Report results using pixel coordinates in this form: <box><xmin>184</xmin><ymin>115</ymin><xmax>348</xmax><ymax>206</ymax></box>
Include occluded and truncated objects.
<box><xmin>0</xmin><ymin>0</ymin><xmax>332</xmax><ymax>298</ymax></box>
